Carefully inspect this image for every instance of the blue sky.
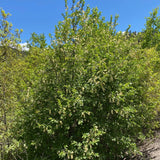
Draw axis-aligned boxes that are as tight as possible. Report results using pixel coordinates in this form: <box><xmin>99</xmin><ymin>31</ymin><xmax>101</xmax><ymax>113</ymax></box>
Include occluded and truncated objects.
<box><xmin>1</xmin><ymin>0</ymin><xmax>160</xmax><ymax>43</ymax></box>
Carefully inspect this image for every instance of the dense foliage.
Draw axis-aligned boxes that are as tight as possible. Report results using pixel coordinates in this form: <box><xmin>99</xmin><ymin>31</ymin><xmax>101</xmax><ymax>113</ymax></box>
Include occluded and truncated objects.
<box><xmin>0</xmin><ymin>0</ymin><xmax>160</xmax><ymax>159</ymax></box>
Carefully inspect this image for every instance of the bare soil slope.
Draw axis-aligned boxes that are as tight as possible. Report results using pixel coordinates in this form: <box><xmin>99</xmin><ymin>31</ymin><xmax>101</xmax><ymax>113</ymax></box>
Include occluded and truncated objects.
<box><xmin>134</xmin><ymin>130</ymin><xmax>160</xmax><ymax>160</ymax></box>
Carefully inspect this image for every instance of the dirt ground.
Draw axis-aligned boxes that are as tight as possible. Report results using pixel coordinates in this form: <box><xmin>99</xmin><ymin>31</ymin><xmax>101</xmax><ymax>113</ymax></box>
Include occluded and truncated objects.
<box><xmin>133</xmin><ymin>129</ymin><xmax>160</xmax><ymax>160</ymax></box>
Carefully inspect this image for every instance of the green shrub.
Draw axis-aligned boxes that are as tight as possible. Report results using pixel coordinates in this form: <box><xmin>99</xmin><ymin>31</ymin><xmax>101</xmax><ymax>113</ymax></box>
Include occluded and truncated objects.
<box><xmin>12</xmin><ymin>1</ymin><xmax>160</xmax><ymax>159</ymax></box>
<box><xmin>1</xmin><ymin>1</ymin><xmax>159</xmax><ymax>159</ymax></box>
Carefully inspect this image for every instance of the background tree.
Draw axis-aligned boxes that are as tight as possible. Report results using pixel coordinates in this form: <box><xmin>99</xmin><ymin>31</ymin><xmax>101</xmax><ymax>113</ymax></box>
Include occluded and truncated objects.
<box><xmin>0</xmin><ymin>8</ymin><xmax>23</xmax><ymax>159</ymax></box>
<box><xmin>142</xmin><ymin>7</ymin><xmax>160</xmax><ymax>49</ymax></box>
<box><xmin>27</xmin><ymin>32</ymin><xmax>47</xmax><ymax>49</ymax></box>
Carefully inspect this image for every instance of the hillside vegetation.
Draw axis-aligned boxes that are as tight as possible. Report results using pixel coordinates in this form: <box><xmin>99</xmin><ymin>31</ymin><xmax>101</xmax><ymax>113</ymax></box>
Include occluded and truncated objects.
<box><xmin>0</xmin><ymin>0</ymin><xmax>160</xmax><ymax>159</ymax></box>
